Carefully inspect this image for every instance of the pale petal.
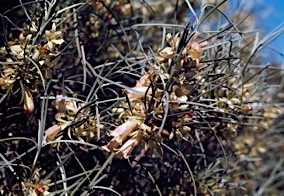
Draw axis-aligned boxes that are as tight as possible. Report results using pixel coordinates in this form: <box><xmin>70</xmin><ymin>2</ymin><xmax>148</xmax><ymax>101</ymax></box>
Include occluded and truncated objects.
<box><xmin>10</xmin><ymin>45</ymin><xmax>23</xmax><ymax>53</ymax></box>
<box><xmin>26</xmin><ymin>34</ymin><xmax>33</xmax><ymax>42</ymax></box>
<box><xmin>44</xmin><ymin>124</ymin><xmax>61</xmax><ymax>141</ymax></box>
<box><xmin>178</xmin><ymin>104</ymin><xmax>189</xmax><ymax>110</ymax></box>
<box><xmin>110</xmin><ymin>120</ymin><xmax>139</xmax><ymax>143</ymax></box>
<box><xmin>126</xmin><ymin>86</ymin><xmax>152</xmax><ymax>99</ymax></box>
<box><xmin>135</xmin><ymin>71</ymin><xmax>154</xmax><ymax>87</ymax></box>
<box><xmin>173</xmin><ymin>33</ymin><xmax>180</xmax><ymax>48</ymax></box>
<box><xmin>52</xmin><ymin>39</ymin><xmax>64</xmax><ymax>45</ymax></box>
<box><xmin>177</xmin><ymin>95</ymin><xmax>188</xmax><ymax>102</ymax></box>
<box><xmin>19</xmin><ymin>33</ymin><xmax>25</xmax><ymax>41</ymax></box>
<box><xmin>52</xmin><ymin>31</ymin><xmax>62</xmax><ymax>37</ymax></box>
<box><xmin>199</xmin><ymin>41</ymin><xmax>209</xmax><ymax>47</ymax></box>
<box><xmin>3</xmin><ymin>68</ymin><xmax>15</xmax><ymax>76</ymax></box>
<box><xmin>102</xmin><ymin>138</ymin><xmax>120</xmax><ymax>152</ymax></box>
<box><xmin>188</xmin><ymin>41</ymin><xmax>202</xmax><ymax>60</ymax></box>
<box><xmin>166</xmin><ymin>33</ymin><xmax>172</xmax><ymax>45</ymax></box>
<box><xmin>117</xmin><ymin>132</ymin><xmax>140</xmax><ymax>158</ymax></box>
<box><xmin>158</xmin><ymin>47</ymin><xmax>174</xmax><ymax>59</ymax></box>
<box><xmin>52</xmin><ymin>23</ymin><xmax>57</xmax><ymax>32</ymax></box>
<box><xmin>117</xmin><ymin>139</ymin><xmax>136</xmax><ymax>159</ymax></box>
<box><xmin>32</xmin><ymin>49</ymin><xmax>40</xmax><ymax>60</ymax></box>
<box><xmin>45</xmin><ymin>30</ymin><xmax>51</xmax><ymax>37</ymax></box>
<box><xmin>47</xmin><ymin>42</ymin><xmax>54</xmax><ymax>51</ymax></box>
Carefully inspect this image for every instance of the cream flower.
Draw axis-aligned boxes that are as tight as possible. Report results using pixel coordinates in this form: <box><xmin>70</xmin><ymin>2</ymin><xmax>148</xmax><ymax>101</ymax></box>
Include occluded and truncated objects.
<box><xmin>0</xmin><ymin>68</ymin><xmax>17</xmax><ymax>91</ymax></box>
<box><xmin>45</xmin><ymin>23</ymin><xmax>64</xmax><ymax>51</ymax></box>
<box><xmin>158</xmin><ymin>33</ymin><xmax>182</xmax><ymax>59</ymax></box>
<box><xmin>158</xmin><ymin>47</ymin><xmax>175</xmax><ymax>59</ymax></box>
<box><xmin>52</xmin><ymin>96</ymin><xmax>78</xmax><ymax>115</ymax></box>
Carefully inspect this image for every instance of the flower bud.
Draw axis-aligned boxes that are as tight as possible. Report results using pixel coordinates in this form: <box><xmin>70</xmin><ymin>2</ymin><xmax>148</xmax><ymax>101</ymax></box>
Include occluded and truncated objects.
<box><xmin>23</xmin><ymin>86</ymin><xmax>34</xmax><ymax>115</ymax></box>
<box><xmin>187</xmin><ymin>41</ymin><xmax>202</xmax><ymax>60</ymax></box>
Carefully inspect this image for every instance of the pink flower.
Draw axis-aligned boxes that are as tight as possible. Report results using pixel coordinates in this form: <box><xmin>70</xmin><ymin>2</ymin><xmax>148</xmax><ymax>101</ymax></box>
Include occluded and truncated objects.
<box><xmin>44</xmin><ymin>122</ymin><xmax>70</xmax><ymax>142</ymax></box>
<box><xmin>102</xmin><ymin>120</ymin><xmax>139</xmax><ymax>152</ymax></box>
<box><xmin>135</xmin><ymin>71</ymin><xmax>154</xmax><ymax>87</ymax></box>
<box><xmin>109</xmin><ymin>120</ymin><xmax>139</xmax><ymax>143</ymax></box>
<box><xmin>187</xmin><ymin>41</ymin><xmax>202</xmax><ymax>60</ymax></box>
<box><xmin>117</xmin><ymin>132</ymin><xmax>141</xmax><ymax>159</ymax></box>
<box><xmin>44</xmin><ymin>125</ymin><xmax>61</xmax><ymax>142</ymax></box>
<box><xmin>101</xmin><ymin>137</ymin><xmax>120</xmax><ymax>152</ymax></box>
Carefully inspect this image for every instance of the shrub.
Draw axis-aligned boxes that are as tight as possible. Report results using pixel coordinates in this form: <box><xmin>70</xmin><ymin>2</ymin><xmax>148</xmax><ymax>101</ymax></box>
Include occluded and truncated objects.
<box><xmin>0</xmin><ymin>0</ymin><xmax>283</xmax><ymax>195</ymax></box>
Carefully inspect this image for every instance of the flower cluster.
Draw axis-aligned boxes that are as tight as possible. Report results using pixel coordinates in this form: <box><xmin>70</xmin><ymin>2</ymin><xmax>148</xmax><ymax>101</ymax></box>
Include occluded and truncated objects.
<box><xmin>102</xmin><ymin>31</ymin><xmax>210</xmax><ymax>158</ymax></box>
<box><xmin>0</xmin><ymin>22</ymin><xmax>64</xmax><ymax>114</ymax></box>
<box><xmin>102</xmin><ymin>28</ymin><xmax>279</xmax><ymax>162</ymax></box>
<box><xmin>44</xmin><ymin>96</ymin><xmax>103</xmax><ymax>147</ymax></box>
<box><xmin>1</xmin><ymin>1</ymin><xmax>283</xmax><ymax>195</ymax></box>
<box><xmin>23</xmin><ymin>169</ymin><xmax>51</xmax><ymax>196</ymax></box>
<box><xmin>103</xmin><ymin>70</ymin><xmax>163</xmax><ymax>158</ymax></box>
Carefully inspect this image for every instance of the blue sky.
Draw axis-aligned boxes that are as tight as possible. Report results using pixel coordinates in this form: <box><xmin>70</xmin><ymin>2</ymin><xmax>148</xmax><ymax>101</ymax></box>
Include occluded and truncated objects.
<box><xmin>187</xmin><ymin>1</ymin><xmax>284</xmax><ymax>64</ymax></box>
<box><xmin>232</xmin><ymin>0</ymin><xmax>284</xmax><ymax>64</ymax></box>
<box><xmin>262</xmin><ymin>0</ymin><xmax>284</xmax><ymax>64</ymax></box>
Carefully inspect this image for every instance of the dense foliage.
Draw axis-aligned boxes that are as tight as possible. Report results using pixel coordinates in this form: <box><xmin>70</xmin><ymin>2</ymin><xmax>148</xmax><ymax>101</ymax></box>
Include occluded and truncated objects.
<box><xmin>0</xmin><ymin>0</ymin><xmax>283</xmax><ymax>195</ymax></box>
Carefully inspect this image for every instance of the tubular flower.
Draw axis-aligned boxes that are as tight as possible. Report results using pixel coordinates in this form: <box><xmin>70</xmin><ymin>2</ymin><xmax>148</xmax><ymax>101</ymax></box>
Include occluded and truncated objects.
<box><xmin>44</xmin><ymin>121</ymin><xmax>70</xmax><ymax>142</ymax></box>
<box><xmin>44</xmin><ymin>124</ymin><xmax>61</xmax><ymax>142</ymax></box>
<box><xmin>117</xmin><ymin>131</ymin><xmax>142</xmax><ymax>159</ymax></box>
<box><xmin>102</xmin><ymin>120</ymin><xmax>140</xmax><ymax>152</ymax></box>
<box><xmin>109</xmin><ymin>120</ymin><xmax>139</xmax><ymax>143</ymax></box>
<box><xmin>109</xmin><ymin>121</ymin><xmax>138</xmax><ymax>139</ymax></box>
